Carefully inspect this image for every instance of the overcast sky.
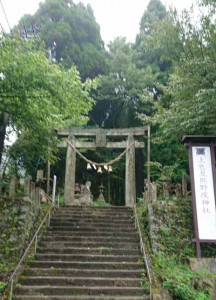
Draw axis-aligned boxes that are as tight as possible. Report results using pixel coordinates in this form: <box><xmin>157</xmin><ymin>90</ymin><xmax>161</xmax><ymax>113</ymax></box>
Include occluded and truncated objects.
<box><xmin>0</xmin><ymin>0</ymin><xmax>196</xmax><ymax>45</ymax></box>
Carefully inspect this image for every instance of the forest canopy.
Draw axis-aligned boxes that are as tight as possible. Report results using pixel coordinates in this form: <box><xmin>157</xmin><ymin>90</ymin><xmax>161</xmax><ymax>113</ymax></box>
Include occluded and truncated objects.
<box><xmin>0</xmin><ymin>0</ymin><xmax>215</xmax><ymax>187</ymax></box>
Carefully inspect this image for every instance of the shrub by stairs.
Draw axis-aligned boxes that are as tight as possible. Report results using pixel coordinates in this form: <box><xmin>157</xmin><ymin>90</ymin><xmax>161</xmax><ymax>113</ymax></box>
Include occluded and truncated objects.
<box><xmin>13</xmin><ymin>206</ymin><xmax>150</xmax><ymax>300</ymax></box>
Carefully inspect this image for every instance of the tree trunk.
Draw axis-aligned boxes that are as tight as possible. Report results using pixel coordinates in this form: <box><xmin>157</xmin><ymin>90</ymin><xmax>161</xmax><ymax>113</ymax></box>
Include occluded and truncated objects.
<box><xmin>0</xmin><ymin>112</ymin><xmax>9</xmax><ymax>165</ymax></box>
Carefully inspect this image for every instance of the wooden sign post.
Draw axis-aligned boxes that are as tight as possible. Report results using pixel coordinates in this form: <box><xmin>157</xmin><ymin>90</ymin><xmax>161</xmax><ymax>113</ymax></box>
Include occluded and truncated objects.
<box><xmin>182</xmin><ymin>136</ymin><xmax>216</xmax><ymax>258</ymax></box>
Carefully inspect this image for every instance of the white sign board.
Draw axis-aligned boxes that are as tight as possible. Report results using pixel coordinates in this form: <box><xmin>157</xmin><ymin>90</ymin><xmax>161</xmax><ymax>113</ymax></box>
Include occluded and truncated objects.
<box><xmin>192</xmin><ymin>146</ymin><xmax>216</xmax><ymax>240</ymax></box>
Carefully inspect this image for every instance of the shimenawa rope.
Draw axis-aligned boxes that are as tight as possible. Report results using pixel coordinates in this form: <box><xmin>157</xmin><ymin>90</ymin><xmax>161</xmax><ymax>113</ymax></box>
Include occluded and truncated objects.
<box><xmin>67</xmin><ymin>140</ymin><xmax>135</xmax><ymax>167</ymax></box>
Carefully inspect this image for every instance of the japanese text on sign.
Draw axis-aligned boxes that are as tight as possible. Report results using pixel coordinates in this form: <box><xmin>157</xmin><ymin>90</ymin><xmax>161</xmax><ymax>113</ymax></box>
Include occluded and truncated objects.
<box><xmin>192</xmin><ymin>146</ymin><xmax>216</xmax><ymax>240</ymax></box>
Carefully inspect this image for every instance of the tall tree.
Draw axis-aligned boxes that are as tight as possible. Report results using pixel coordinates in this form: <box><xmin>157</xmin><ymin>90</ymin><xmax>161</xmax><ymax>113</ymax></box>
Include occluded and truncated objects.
<box><xmin>89</xmin><ymin>37</ymin><xmax>157</xmax><ymax>128</ymax></box>
<box><xmin>0</xmin><ymin>35</ymin><xmax>96</xmax><ymax>169</ymax></box>
<box><xmin>132</xmin><ymin>1</ymin><xmax>190</xmax><ymax>181</ymax></box>
<box><xmin>135</xmin><ymin>0</ymin><xmax>167</xmax><ymax>70</ymax></box>
<box><xmin>17</xmin><ymin>0</ymin><xmax>108</xmax><ymax>80</ymax></box>
<box><xmin>139</xmin><ymin>0</ymin><xmax>167</xmax><ymax>35</ymax></box>
<box><xmin>145</xmin><ymin>5</ymin><xmax>216</xmax><ymax>139</ymax></box>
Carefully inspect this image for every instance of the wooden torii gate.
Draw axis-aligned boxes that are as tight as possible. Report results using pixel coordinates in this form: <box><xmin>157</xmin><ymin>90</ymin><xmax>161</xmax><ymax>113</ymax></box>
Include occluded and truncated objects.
<box><xmin>58</xmin><ymin>127</ymin><xmax>149</xmax><ymax>207</ymax></box>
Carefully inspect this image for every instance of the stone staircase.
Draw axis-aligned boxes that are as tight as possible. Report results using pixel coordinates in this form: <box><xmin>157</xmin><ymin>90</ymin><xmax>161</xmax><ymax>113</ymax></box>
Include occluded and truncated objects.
<box><xmin>13</xmin><ymin>206</ymin><xmax>150</xmax><ymax>300</ymax></box>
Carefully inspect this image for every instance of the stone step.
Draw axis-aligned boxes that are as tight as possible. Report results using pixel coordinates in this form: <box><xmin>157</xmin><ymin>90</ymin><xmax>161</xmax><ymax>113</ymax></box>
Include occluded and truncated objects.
<box><xmin>23</xmin><ymin>268</ymin><xmax>142</xmax><ymax>278</ymax></box>
<box><xmin>19</xmin><ymin>276</ymin><xmax>142</xmax><ymax>287</ymax></box>
<box><xmin>54</xmin><ymin>207</ymin><xmax>132</xmax><ymax>212</ymax></box>
<box><xmin>15</xmin><ymin>286</ymin><xmax>146</xmax><ymax>296</ymax></box>
<box><xmin>41</xmin><ymin>235</ymin><xmax>139</xmax><ymax>243</ymax></box>
<box><xmin>53</xmin><ymin>217</ymin><xmax>133</xmax><ymax>223</ymax></box>
<box><xmin>14</xmin><ymin>295</ymin><xmax>150</xmax><ymax>300</ymax></box>
<box><xmin>53</xmin><ymin>216</ymin><xmax>133</xmax><ymax>222</ymax></box>
<box><xmin>44</xmin><ymin>230</ymin><xmax>137</xmax><ymax>238</ymax></box>
<box><xmin>12</xmin><ymin>206</ymin><xmax>150</xmax><ymax>300</ymax></box>
<box><xmin>34</xmin><ymin>254</ymin><xmax>140</xmax><ymax>263</ymax></box>
<box><xmin>54</xmin><ymin>211</ymin><xmax>132</xmax><ymax>215</ymax></box>
<box><xmin>29</xmin><ymin>261</ymin><xmax>144</xmax><ymax>270</ymax></box>
<box><xmin>53</xmin><ymin>214</ymin><xmax>133</xmax><ymax>220</ymax></box>
<box><xmin>57</xmin><ymin>206</ymin><xmax>132</xmax><ymax>211</ymax></box>
<box><xmin>49</xmin><ymin>222</ymin><xmax>134</xmax><ymax>229</ymax></box>
<box><xmin>51</xmin><ymin>216</ymin><xmax>133</xmax><ymax>222</ymax></box>
<box><xmin>39</xmin><ymin>241</ymin><xmax>139</xmax><ymax>249</ymax></box>
<box><xmin>47</xmin><ymin>226</ymin><xmax>135</xmax><ymax>233</ymax></box>
<box><xmin>50</xmin><ymin>219</ymin><xmax>134</xmax><ymax>228</ymax></box>
<box><xmin>38</xmin><ymin>247</ymin><xmax>140</xmax><ymax>255</ymax></box>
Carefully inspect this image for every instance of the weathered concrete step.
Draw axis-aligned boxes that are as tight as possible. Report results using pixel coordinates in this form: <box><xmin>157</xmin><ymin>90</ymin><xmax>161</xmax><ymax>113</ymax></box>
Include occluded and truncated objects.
<box><xmin>47</xmin><ymin>226</ymin><xmax>135</xmax><ymax>233</ymax></box>
<box><xmin>50</xmin><ymin>221</ymin><xmax>134</xmax><ymax>227</ymax></box>
<box><xmin>14</xmin><ymin>295</ymin><xmax>150</xmax><ymax>300</ymax></box>
<box><xmin>19</xmin><ymin>276</ymin><xmax>141</xmax><ymax>287</ymax></box>
<box><xmin>35</xmin><ymin>254</ymin><xmax>140</xmax><ymax>263</ymax></box>
<box><xmin>23</xmin><ymin>268</ymin><xmax>142</xmax><ymax>278</ymax></box>
<box><xmin>29</xmin><ymin>261</ymin><xmax>143</xmax><ymax>270</ymax></box>
<box><xmin>54</xmin><ymin>206</ymin><xmax>132</xmax><ymax>212</ymax></box>
<box><xmin>44</xmin><ymin>230</ymin><xmax>137</xmax><ymax>238</ymax></box>
<box><xmin>54</xmin><ymin>208</ymin><xmax>133</xmax><ymax>218</ymax></box>
<box><xmin>38</xmin><ymin>247</ymin><xmax>140</xmax><ymax>256</ymax></box>
<box><xmin>15</xmin><ymin>286</ymin><xmax>146</xmax><ymax>296</ymax></box>
<box><xmin>53</xmin><ymin>211</ymin><xmax>133</xmax><ymax>217</ymax></box>
<box><xmin>57</xmin><ymin>206</ymin><xmax>132</xmax><ymax>211</ymax></box>
<box><xmin>53</xmin><ymin>210</ymin><xmax>133</xmax><ymax>220</ymax></box>
<box><xmin>39</xmin><ymin>241</ymin><xmax>139</xmax><ymax>249</ymax></box>
<box><xmin>42</xmin><ymin>235</ymin><xmax>138</xmax><ymax>243</ymax></box>
<box><xmin>51</xmin><ymin>214</ymin><xmax>133</xmax><ymax>219</ymax></box>
<box><xmin>51</xmin><ymin>216</ymin><xmax>133</xmax><ymax>222</ymax></box>
<box><xmin>49</xmin><ymin>223</ymin><xmax>134</xmax><ymax>230</ymax></box>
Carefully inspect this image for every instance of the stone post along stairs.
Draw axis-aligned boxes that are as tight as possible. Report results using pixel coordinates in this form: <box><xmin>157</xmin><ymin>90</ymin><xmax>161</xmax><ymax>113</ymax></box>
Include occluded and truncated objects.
<box><xmin>13</xmin><ymin>206</ymin><xmax>150</xmax><ymax>300</ymax></box>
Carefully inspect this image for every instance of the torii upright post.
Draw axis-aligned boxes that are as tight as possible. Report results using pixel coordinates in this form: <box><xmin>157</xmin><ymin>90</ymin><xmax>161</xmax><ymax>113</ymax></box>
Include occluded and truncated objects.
<box><xmin>125</xmin><ymin>135</ymin><xmax>136</xmax><ymax>207</ymax></box>
<box><xmin>64</xmin><ymin>135</ymin><xmax>76</xmax><ymax>205</ymax></box>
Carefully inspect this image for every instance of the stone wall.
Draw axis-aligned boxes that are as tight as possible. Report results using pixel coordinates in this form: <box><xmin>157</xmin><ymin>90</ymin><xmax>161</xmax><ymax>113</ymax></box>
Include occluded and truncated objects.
<box><xmin>147</xmin><ymin>199</ymin><xmax>194</xmax><ymax>254</ymax></box>
<box><xmin>0</xmin><ymin>195</ymin><xmax>42</xmax><ymax>265</ymax></box>
<box><xmin>0</xmin><ymin>172</ymin><xmax>47</xmax><ymax>278</ymax></box>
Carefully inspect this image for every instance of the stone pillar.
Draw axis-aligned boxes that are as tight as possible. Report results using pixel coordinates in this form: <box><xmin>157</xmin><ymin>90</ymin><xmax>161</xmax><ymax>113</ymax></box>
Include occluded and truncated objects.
<box><xmin>182</xmin><ymin>174</ymin><xmax>188</xmax><ymax>198</ymax></box>
<box><xmin>35</xmin><ymin>187</ymin><xmax>40</xmax><ymax>205</ymax></box>
<box><xmin>151</xmin><ymin>182</ymin><xmax>157</xmax><ymax>202</ymax></box>
<box><xmin>24</xmin><ymin>176</ymin><xmax>31</xmax><ymax>196</ymax></box>
<box><xmin>64</xmin><ymin>135</ymin><xmax>76</xmax><ymax>205</ymax></box>
<box><xmin>125</xmin><ymin>135</ymin><xmax>136</xmax><ymax>207</ymax></box>
<box><xmin>46</xmin><ymin>161</ymin><xmax>51</xmax><ymax>194</ymax></box>
<box><xmin>9</xmin><ymin>175</ymin><xmax>16</xmax><ymax>199</ymax></box>
<box><xmin>31</xmin><ymin>182</ymin><xmax>36</xmax><ymax>200</ymax></box>
<box><xmin>0</xmin><ymin>176</ymin><xmax>2</xmax><ymax>197</ymax></box>
<box><xmin>163</xmin><ymin>183</ymin><xmax>169</xmax><ymax>199</ymax></box>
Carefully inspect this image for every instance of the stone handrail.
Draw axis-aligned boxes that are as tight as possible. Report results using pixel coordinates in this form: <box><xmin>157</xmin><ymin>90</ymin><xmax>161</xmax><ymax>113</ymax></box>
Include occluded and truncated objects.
<box><xmin>133</xmin><ymin>204</ymin><xmax>153</xmax><ymax>299</ymax></box>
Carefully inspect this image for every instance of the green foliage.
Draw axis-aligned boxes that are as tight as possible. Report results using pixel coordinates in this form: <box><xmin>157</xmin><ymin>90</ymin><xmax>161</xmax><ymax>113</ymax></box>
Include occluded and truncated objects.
<box><xmin>135</xmin><ymin>0</ymin><xmax>169</xmax><ymax>79</ymax></box>
<box><xmin>0</xmin><ymin>199</ymin><xmax>50</xmax><ymax>290</ymax></box>
<box><xmin>139</xmin><ymin>0</ymin><xmax>167</xmax><ymax>35</ymax></box>
<box><xmin>143</xmin><ymin>5</ymin><xmax>216</xmax><ymax>138</ymax></box>
<box><xmin>90</xmin><ymin>37</ymin><xmax>156</xmax><ymax>128</ymax></box>
<box><xmin>18</xmin><ymin>0</ymin><xmax>108</xmax><ymax>80</ymax></box>
<box><xmin>148</xmin><ymin>161</ymin><xmax>180</xmax><ymax>183</ymax></box>
<box><xmin>0</xmin><ymin>281</ymin><xmax>7</xmax><ymax>293</ymax></box>
<box><xmin>137</xmin><ymin>202</ymin><xmax>212</xmax><ymax>299</ymax></box>
<box><xmin>0</xmin><ymin>35</ymin><xmax>97</xmax><ymax>171</ymax></box>
<box><xmin>154</xmin><ymin>254</ymin><xmax>211</xmax><ymax>300</ymax></box>
<box><xmin>136</xmin><ymin>1</ymin><xmax>216</xmax><ymax>183</ymax></box>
